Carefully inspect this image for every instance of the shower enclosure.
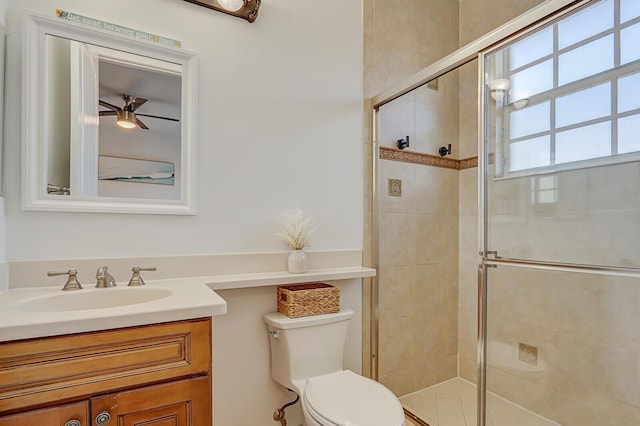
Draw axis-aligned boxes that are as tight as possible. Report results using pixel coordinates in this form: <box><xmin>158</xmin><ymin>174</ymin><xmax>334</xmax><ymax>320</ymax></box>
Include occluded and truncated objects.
<box><xmin>371</xmin><ymin>0</ymin><xmax>640</xmax><ymax>425</ymax></box>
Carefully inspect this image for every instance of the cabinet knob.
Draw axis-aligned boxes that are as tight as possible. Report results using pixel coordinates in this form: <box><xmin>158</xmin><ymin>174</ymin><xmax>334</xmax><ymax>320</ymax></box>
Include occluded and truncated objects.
<box><xmin>95</xmin><ymin>411</ymin><xmax>111</xmax><ymax>426</ymax></box>
<box><xmin>64</xmin><ymin>421</ymin><xmax>81</xmax><ymax>426</ymax></box>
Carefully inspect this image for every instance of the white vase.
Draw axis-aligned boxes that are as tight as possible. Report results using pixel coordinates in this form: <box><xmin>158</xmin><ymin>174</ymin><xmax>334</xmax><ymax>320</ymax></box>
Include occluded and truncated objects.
<box><xmin>288</xmin><ymin>250</ymin><xmax>307</xmax><ymax>274</ymax></box>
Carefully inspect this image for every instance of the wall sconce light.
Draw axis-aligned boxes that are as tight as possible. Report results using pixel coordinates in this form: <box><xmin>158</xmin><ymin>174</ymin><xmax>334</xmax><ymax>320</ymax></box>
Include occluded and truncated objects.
<box><xmin>184</xmin><ymin>0</ymin><xmax>261</xmax><ymax>22</ymax></box>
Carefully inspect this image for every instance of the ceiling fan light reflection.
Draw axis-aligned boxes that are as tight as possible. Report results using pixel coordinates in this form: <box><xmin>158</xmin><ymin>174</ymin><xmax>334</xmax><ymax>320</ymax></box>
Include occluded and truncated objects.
<box><xmin>217</xmin><ymin>0</ymin><xmax>245</xmax><ymax>12</ymax></box>
<box><xmin>116</xmin><ymin>110</ymin><xmax>137</xmax><ymax>129</ymax></box>
<box><xmin>117</xmin><ymin>120</ymin><xmax>136</xmax><ymax>129</ymax></box>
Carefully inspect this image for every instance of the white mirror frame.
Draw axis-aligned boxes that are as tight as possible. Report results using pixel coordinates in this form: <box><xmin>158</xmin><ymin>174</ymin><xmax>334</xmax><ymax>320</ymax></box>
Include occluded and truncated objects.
<box><xmin>23</xmin><ymin>12</ymin><xmax>198</xmax><ymax>215</ymax></box>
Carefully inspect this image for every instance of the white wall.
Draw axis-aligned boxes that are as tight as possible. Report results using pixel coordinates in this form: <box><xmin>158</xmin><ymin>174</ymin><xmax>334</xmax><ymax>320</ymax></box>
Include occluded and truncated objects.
<box><xmin>4</xmin><ymin>0</ymin><xmax>363</xmax><ymax>260</ymax></box>
<box><xmin>0</xmin><ymin>198</ymin><xmax>7</xmax><ymax>292</ymax></box>
<box><xmin>2</xmin><ymin>1</ymin><xmax>364</xmax><ymax>425</ymax></box>
<box><xmin>214</xmin><ymin>279</ymin><xmax>362</xmax><ymax>426</ymax></box>
<box><xmin>0</xmin><ymin>0</ymin><xmax>7</xmax><ymax>293</ymax></box>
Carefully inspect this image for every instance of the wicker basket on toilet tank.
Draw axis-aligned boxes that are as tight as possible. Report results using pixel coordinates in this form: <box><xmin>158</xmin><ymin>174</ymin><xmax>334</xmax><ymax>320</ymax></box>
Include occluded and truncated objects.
<box><xmin>277</xmin><ymin>283</ymin><xmax>340</xmax><ymax>318</ymax></box>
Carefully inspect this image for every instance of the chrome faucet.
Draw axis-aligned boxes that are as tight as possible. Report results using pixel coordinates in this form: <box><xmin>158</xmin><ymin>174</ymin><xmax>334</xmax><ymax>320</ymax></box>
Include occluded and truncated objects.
<box><xmin>95</xmin><ymin>266</ymin><xmax>117</xmax><ymax>288</ymax></box>
<box><xmin>48</xmin><ymin>269</ymin><xmax>83</xmax><ymax>291</ymax></box>
<box><xmin>128</xmin><ymin>266</ymin><xmax>157</xmax><ymax>286</ymax></box>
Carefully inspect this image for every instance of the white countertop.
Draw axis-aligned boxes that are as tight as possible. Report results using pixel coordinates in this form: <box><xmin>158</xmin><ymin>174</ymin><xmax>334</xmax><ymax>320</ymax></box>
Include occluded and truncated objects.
<box><xmin>0</xmin><ymin>278</ymin><xmax>227</xmax><ymax>342</ymax></box>
<box><xmin>0</xmin><ymin>266</ymin><xmax>375</xmax><ymax>343</ymax></box>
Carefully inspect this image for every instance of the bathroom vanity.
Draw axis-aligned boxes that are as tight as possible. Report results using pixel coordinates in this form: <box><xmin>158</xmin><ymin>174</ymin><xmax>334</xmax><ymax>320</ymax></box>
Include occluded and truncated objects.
<box><xmin>0</xmin><ymin>318</ymin><xmax>211</xmax><ymax>426</ymax></box>
<box><xmin>0</xmin><ymin>261</ymin><xmax>373</xmax><ymax>426</ymax></box>
<box><xmin>0</xmin><ymin>278</ymin><xmax>227</xmax><ymax>426</ymax></box>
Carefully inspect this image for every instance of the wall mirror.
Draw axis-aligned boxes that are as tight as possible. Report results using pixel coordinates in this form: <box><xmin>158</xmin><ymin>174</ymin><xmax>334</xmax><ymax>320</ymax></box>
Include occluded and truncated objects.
<box><xmin>24</xmin><ymin>13</ymin><xmax>197</xmax><ymax>214</ymax></box>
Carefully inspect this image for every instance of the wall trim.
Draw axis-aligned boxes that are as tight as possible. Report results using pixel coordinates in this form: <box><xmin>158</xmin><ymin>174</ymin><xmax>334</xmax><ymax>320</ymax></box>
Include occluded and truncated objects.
<box><xmin>380</xmin><ymin>146</ymin><xmax>478</xmax><ymax>170</ymax></box>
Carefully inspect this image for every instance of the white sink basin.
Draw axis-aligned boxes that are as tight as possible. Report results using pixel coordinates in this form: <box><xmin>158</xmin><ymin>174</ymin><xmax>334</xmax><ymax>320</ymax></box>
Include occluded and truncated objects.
<box><xmin>0</xmin><ymin>278</ymin><xmax>227</xmax><ymax>342</ymax></box>
<box><xmin>16</xmin><ymin>288</ymin><xmax>173</xmax><ymax>312</ymax></box>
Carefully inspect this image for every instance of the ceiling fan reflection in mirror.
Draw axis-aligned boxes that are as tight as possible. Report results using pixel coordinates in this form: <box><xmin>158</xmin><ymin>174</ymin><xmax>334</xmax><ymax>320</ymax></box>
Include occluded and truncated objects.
<box><xmin>98</xmin><ymin>94</ymin><xmax>179</xmax><ymax>130</ymax></box>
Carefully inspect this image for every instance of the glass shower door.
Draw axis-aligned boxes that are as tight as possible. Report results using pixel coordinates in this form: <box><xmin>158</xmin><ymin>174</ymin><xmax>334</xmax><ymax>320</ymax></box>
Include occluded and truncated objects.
<box><xmin>481</xmin><ymin>0</ymin><xmax>640</xmax><ymax>424</ymax></box>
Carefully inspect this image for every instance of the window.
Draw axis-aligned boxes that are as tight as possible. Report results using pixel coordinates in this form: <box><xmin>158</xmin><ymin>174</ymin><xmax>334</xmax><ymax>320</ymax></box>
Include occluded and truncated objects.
<box><xmin>486</xmin><ymin>0</ymin><xmax>640</xmax><ymax>176</ymax></box>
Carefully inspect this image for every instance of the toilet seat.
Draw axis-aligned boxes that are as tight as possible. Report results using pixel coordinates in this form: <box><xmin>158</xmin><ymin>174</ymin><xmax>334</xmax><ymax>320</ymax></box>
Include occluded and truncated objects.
<box><xmin>302</xmin><ymin>370</ymin><xmax>405</xmax><ymax>426</ymax></box>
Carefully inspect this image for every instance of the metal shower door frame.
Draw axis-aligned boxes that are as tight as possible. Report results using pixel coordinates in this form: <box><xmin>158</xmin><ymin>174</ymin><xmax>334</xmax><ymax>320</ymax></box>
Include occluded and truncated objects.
<box><xmin>479</xmin><ymin>2</ymin><xmax>640</xmax><ymax>425</ymax></box>
<box><xmin>369</xmin><ymin>1</ymin><xmax>605</xmax><ymax>425</ymax></box>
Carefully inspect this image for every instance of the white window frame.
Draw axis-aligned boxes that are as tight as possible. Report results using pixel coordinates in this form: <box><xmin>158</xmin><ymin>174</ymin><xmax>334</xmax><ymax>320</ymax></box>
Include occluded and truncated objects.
<box><xmin>491</xmin><ymin>0</ymin><xmax>640</xmax><ymax>178</ymax></box>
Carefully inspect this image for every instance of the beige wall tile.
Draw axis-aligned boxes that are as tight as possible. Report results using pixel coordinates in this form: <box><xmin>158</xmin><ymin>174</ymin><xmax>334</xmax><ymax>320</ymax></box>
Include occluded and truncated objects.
<box><xmin>364</xmin><ymin>0</ymin><xmax>459</xmax><ymax>99</ymax></box>
<box><xmin>414</xmin><ymin>70</ymin><xmax>460</xmax><ymax>157</ymax></box>
<box><xmin>379</xmin><ymin>97</ymin><xmax>415</xmax><ymax>149</ymax></box>
<box><xmin>458</xmin><ymin>213</ymin><xmax>479</xmax><ymax>265</ymax></box>
<box><xmin>458</xmin><ymin>308</ymin><xmax>477</xmax><ymax>359</ymax></box>
<box><xmin>415</xmin><ymin>166</ymin><xmax>459</xmax><ymax>216</ymax></box>
<box><xmin>380</xmin><ymin>160</ymin><xmax>416</xmax><ymax>214</ymax></box>
<box><xmin>459</xmin><ymin>168</ymin><xmax>478</xmax><ymax>216</ymax></box>
<box><xmin>485</xmin><ymin>266</ymin><xmax>640</xmax><ymax>424</ymax></box>
<box><xmin>379</xmin><ymin>265</ymin><xmax>419</xmax><ymax>321</ymax></box>
<box><xmin>551</xmin><ymin>334</ymin><xmax>639</xmax><ymax>418</ymax></box>
<box><xmin>459</xmin><ymin>354</ymin><xmax>478</xmax><ymax>384</ymax></box>
<box><xmin>415</xmin><ymin>214</ymin><xmax>459</xmax><ymax>266</ymax></box>
<box><xmin>457</xmin><ymin>60</ymin><xmax>479</xmax><ymax>159</ymax></box>
<box><xmin>458</xmin><ymin>262</ymin><xmax>478</xmax><ymax>312</ymax></box>
<box><xmin>381</xmin><ymin>362</ymin><xmax>435</xmax><ymax>397</ymax></box>
<box><xmin>458</xmin><ymin>0</ymin><xmax>545</xmax><ymax>45</ymax></box>
<box><xmin>379</xmin><ymin>213</ymin><xmax>418</xmax><ymax>267</ymax></box>
<box><xmin>367</xmin><ymin>3</ymin><xmax>640</xmax><ymax>425</ymax></box>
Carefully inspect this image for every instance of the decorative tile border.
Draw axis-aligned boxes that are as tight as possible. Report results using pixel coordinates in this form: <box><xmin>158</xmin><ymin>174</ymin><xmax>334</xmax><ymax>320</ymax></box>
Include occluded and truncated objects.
<box><xmin>459</xmin><ymin>156</ymin><xmax>478</xmax><ymax>170</ymax></box>
<box><xmin>380</xmin><ymin>146</ymin><xmax>478</xmax><ymax>170</ymax></box>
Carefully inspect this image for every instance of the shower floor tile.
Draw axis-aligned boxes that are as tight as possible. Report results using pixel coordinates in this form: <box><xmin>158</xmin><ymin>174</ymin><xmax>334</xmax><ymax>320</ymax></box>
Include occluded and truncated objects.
<box><xmin>400</xmin><ymin>378</ymin><xmax>559</xmax><ymax>426</ymax></box>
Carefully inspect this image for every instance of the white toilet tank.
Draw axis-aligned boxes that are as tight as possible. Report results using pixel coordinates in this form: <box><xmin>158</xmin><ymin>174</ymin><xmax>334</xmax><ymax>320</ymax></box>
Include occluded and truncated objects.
<box><xmin>264</xmin><ymin>309</ymin><xmax>354</xmax><ymax>391</ymax></box>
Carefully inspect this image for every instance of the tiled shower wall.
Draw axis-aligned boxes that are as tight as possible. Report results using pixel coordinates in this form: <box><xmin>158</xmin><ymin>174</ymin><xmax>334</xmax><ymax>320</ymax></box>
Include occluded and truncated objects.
<box><xmin>457</xmin><ymin>2</ymin><xmax>640</xmax><ymax>425</ymax></box>
<box><xmin>456</xmin><ymin>0</ymin><xmax>546</xmax><ymax>385</ymax></box>
<box><xmin>364</xmin><ymin>0</ymin><xmax>545</xmax><ymax>391</ymax></box>
<box><xmin>367</xmin><ymin>1</ymin><xmax>640</xmax><ymax>424</ymax></box>
<box><xmin>377</xmin><ymin>75</ymin><xmax>460</xmax><ymax>395</ymax></box>
<box><xmin>362</xmin><ymin>0</ymin><xmax>460</xmax><ymax>379</ymax></box>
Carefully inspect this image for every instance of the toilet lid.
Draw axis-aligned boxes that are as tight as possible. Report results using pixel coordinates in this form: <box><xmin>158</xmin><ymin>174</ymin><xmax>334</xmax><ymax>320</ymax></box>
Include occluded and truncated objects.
<box><xmin>303</xmin><ymin>370</ymin><xmax>405</xmax><ymax>426</ymax></box>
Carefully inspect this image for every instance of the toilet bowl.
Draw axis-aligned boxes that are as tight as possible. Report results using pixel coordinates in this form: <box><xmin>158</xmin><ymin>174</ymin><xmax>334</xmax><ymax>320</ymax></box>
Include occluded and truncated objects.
<box><xmin>302</xmin><ymin>370</ymin><xmax>404</xmax><ymax>426</ymax></box>
<box><xmin>264</xmin><ymin>309</ymin><xmax>405</xmax><ymax>426</ymax></box>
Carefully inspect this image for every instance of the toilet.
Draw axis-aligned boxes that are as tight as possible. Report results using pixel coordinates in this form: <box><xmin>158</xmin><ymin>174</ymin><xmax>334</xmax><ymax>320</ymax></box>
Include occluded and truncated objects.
<box><xmin>264</xmin><ymin>308</ymin><xmax>406</xmax><ymax>426</ymax></box>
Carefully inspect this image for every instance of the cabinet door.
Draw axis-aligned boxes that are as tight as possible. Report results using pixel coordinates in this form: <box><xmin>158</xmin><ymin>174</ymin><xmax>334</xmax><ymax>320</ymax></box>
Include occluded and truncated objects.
<box><xmin>0</xmin><ymin>401</ymin><xmax>88</xmax><ymax>426</ymax></box>
<box><xmin>0</xmin><ymin>318</ymin><xmax>211</xmax><ymax>415</ymax></box>
<box><xmin>90</xmin><ymin>376</ymin><xmax>210</xmax><ymax>426</ymax></box>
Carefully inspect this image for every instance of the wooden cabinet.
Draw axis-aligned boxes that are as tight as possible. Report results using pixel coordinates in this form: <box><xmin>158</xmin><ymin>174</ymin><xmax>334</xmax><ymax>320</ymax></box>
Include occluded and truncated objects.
<box><xmin>0</xmin><ymin>402</ymin><xmax>88</xmax><ymax>426</ymax></box>
<box><xmin>0</xmin><ymin>318</ymin><xmax>212</xmax><ymax>426</ymax></box>
<box><xmin>90</xmin><ymin>376</ymin><xmax>210</xmax><ymax>426</ymax></box>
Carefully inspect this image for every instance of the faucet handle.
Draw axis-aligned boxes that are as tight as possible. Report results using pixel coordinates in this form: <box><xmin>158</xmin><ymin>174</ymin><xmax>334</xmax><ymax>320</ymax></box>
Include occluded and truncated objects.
<box><xmin>48</xmin><ymin>269</ymin><xmax>83</xmax><ymax>291</ymax></box>
<box><xmin>128</xmin><ymin>266</ymin><xmax>157</xmax><ymax>287</ymax></box>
